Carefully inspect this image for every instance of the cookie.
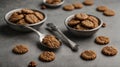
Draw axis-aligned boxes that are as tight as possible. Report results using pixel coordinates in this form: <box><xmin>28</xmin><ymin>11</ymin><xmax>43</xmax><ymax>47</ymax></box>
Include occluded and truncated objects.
<box><xmin>12</xmin><ymin>45</ymin><xmax>28</xmax><ymax>54</ymax></box>
<box><xmin>28</xmin><ymin>61</ymin><xmax>37</xmax><ymax>67</ymax></box>
<box><xmin>75</xmin><ymin>13</ymin><xmax>88</xmax><ymax>20</ymax></box>
<box><xmin>68</xmin><ymin>19</ymin><xmax>80</xmax><ymax>26</ymax></box>
<box><xmin>46</xmin><ymin>0</ymin><xmax>61</xmax><ymax>4</ymax></box>
<box><xmin>54</xmin><ymin>0</ymin><xmax>61</xmax><ymax>2</ymax></box>
<box><xmin>34</xmin><ymin>12</ymin><xmax>44</xmax><ymax>21</ymax></box>
<box><xmin>42</xmin><ymin>35</ymin><xmax>61</xmax><ymax>49</ymax></box>
<box><xmin>39</xmin><ymin>51</ymin><xmax>55</xmax><ymax>62</ymax></box>
<box><xmin>41</xmin><ymin>5</ymin><xmax>47</xmax><ymax>9</ymax></box>
<box><xmin>21</xmin><ymin>9</ymin><xmax>34</xmax><ymax>14</ymax></box>
<box><xmin>73</xmin><ymin>3</ymin><xmax>83</xmax><ymax>9</ymax></box>
<box><xmin>75</xmin><ymin>24</ymin><xmax>88</xmax><ymax>30</ymax></box>
<box><xmin>25</xmin><ymin>14</ymin><xmax>40</xmax><ymax>24</ymax></box>
<box><xmin>63</xmin><ymin>4</ymin><xmax>75</xmax><ymax>11</ymax></box>
<box><xmin>17</xmin><ymin>19</ymin><xmax>28</xmax><ymax>25</ymax></box>
<box><xmin>102</xmin><ymin>22</ymin><xmax>106</xmax><ymax>27</ymax></box>
<box><xmin>46</xmin><ymin>0</ymin><xmax>53</xmax><ymax>4</ymax></box>
<box><xmin>103</xmin><ymin>9</ymin><xmax>115</xmax><ymax>16</ymax></box>
<box><xmin>80</xmin><ymin>50</ymin><xmax>96</xmax><ymax>60</ymax></box>
<box><xmin>96</xmin><ymin>6</ymin><xmax>108</xmax><ymax>12</ymax></box>
<box><xmin>9</xmin><ymin>12</ymin><xmax>24</xmax><ymax>22</ymax></box>
<box><xmin>102</xmin><ymin>46</ymin><xmax>118</xmax><ymax>56</ymax></box>
<box><xmin>87</xmin><ymin>16</ymin><xmax>99</xmax><ymax>28</ymax></box>
<box><xmin>83</xmin><ymin>0</ymin><xmax>94</xmax><ymax>6</ymax></box>
<box><xmin>81</xmin><ymin>20</ymin><xmax>94</xmax><ymax>29</ymax></box>
<box><xmin>95</xmin><ymin>36</ymin><xmax>110</xmax><ymax>45</ymax></box>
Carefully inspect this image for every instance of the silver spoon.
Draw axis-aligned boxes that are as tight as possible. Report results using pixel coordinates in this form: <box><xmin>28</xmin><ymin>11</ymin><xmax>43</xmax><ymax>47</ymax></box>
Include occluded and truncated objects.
<box><xmin>46</xmin><ymin>23</ymin><xmax>79</xmax><ymax>51</ymax></box>
<box><xmin>25</xmin><ymin>26</ymin><xmax>46</xmax><ymax>44</ymax></box>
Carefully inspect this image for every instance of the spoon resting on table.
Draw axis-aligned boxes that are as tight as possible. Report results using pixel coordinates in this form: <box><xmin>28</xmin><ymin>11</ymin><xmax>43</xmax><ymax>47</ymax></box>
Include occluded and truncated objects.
<box><xmin>46</xmin><ymin>23</ymin><xmax>79</xmax><ymax>51</ymax></box>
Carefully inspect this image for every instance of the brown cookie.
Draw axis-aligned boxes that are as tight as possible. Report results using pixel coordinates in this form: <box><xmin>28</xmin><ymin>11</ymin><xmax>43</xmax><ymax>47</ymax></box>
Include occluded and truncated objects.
<box><xmin>95</xmin><ymin>36</ymin><xmax>110</xmax><ymax>45</ymax></box>
<box><xmin>12</xmin><ymin>45</ymin><xmax>28</xmax><ymax>54</ymax></box>
<box><xmin>103</xmin><ymin>9</ymin><xmax>115</xmax><ymax>16</ymax></box>
<box><xmin>41</xmin><ymin>5</ymin><xmax>47</xmax><ymax>9</ymax></box>
<box><xmin>28</xmin><ymin>61</ymin><xmax>37</xmax><ymax>67</ymax></box>
<box><xmin>9</xmin><ymin>12</ymin><xmax>24</xmax><ymax>22</ymax></box>
<box><xmin>63</xmin><ymin>4</ymin><xmax>75</xmax><ymax>11</ymax></box>
<box><xmin>81</xmin><ymin>20</ymin><xmax>94</xmax><ymax>29</ymax></box>
<box><xmin>80</xmin><ymin>50</ymin><xmax>96</xmax><ymax>60</ymax></box>
<box><xmin>102</xmin><ymin>22</ymin><xmax>106</xmax><ymax>27</ymax></box>
<box><xmin>25</xmin><ymin>14</ymin><xmax>40</xmax><ymax>24</ymax></box>
<box><xmin>73</xmin><ymin>3</ymin><xmax>83</xmax><ymax>9</ymax></box>
<box><xmin>17</xmin><ymin>19</ymin><xmax>28</xmax><ymax>25</ymax></box>
<box><xmin>83</xmin><ymin>0</ymin><xmax>94</xmax><ymax>6</ymax></box>
<box><xmin>46</xmin><ymin>0</ymin><xmax>61</xmax><ymax>4</ymax></box>
<box><xmin>34</xmin><ymin>12</ymin><xmax>44</xmax><ymax>21</ymax></box>
<box><xmin>21</xmin><ymin>9</ymin><xmax>34</xmax><ymax>14</ymax></box>
<box><xmin>46</xmin><ymin>0</ymin><xmax>53</xmax><ymax>4</ymax></box>
<box><xmin>87</xmin><ymin>16</ymin><xmax>99</xmax><ymax>28</ymax></box>
<box><xmin>102</xmin><ymin>46</ymin><xmax>118</xmax><ymax>56</ymax></box>
<box><xmin>54</xmin><ymin>0</ymin><xmax>61</xmax><ymax>2</ymax></box>
<box><xmin>96</xmin><ymin>6</ymin><xmax>108</xmax><ymax>12</ymax></box>
<box><xmin>42</xmin><ymin>35</ymin><xmax>61</xmax><ymax>49</ymax></box>
<box><xmin>68</xmin><ymin>19</ymin><xmax>80</xmax><ymax>27</ymax></box>
<box><xmin>39</xmin><ymin>51</ymin><xmax>55</xmax><ymax>62</ymax></box>
<box><xmin>75</xmin><ymin>13</ymin><xmax>88</xmax><ymax>20</ymax></box>
<box><xmin>75</xmin><ymin>24</ymin><xmax>88</xmax><ymax>30</ymax></box>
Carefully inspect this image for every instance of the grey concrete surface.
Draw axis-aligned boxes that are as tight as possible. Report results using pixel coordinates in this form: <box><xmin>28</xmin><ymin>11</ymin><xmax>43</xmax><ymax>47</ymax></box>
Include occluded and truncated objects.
<box><xmin>0</xmin><ymin>0</ymin><xmax>120</xmax><ymax>67</ymax></box>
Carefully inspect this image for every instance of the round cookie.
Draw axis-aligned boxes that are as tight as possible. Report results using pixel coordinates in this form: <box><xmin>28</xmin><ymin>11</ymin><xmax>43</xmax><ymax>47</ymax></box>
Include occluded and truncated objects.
<box><xmin>95</xmin><ymin>36</ymin><xmax>110</xmax><ymax>45</ymax></box>
<box><xmin>21</xmin><ymin>9</ymin><xmax>34</xmax><ymax>14</ymax></box>
<box><xmin>42</xmin><ymin>35</ymin><xmax>61</xmax><ymax>49</ymax></box>
<box><xmin>75</xmin><ymin>13</ymin><xmax>88</xmax><ymax>20</ymax></box>
<box><xmin>102</xmin><ymin>46</ymin><xmax>118</xmax><ymax>56</ymax></box>
<box><xmin>81</xmin><ymin>20</ymin><xmax>94</xmax><ymax>29</ymax></box>
<box><xmin>96</xmin><ymin>6</ymin><xmax>108</xmax><ymax>12</ymax></box>
<box><xmin>28</xmin><ymin>61</ymin><xmax>37</xmax><ymax>67</ymax></box>
<box><xmin>103</xmin><ymin>9</ymin><xmax>115</xmax><ymax>16</ymax></box>
<box><xmin>87</xmin><ymin>16</ymin><xmax>99</xmax><ymax>28</ymax></box>
<box><xmin>80</xmin><ymin>50</ymin><xmax>96</xmax><ymax>60</ymax></box>
<box><xmin>68</xmin><ymin>19</ymin><xmax>80</xmax><ymax>26</ymax></box>
<box><xmin>75</xmin><ymin>24</ymin><xmax>88</xmax><ymax>30</ymax></box>
<box><xmin>39</xmin><ymin>51</ymin><xmax>55</xmax><ymax>62</ymax></box>
<box><xmin>63</xmin><ymin>4</ymin><xmax>75</xmax><ymax>11</ymax></box>
<box><xmin>83</xmin><ymin>0</ymin><xmax>94</xmax><ymax>6</ymax></box>
<box><xmin>12</xmin><ymin>45</ymin><xmax>28</xmax><ymax>54</ymax></box>
<box><xmin>102</xmin><ymin>22</ymin><xmax>106</xmax><ymax>27</ymax></box>
<box><xmin>73</xmin><ymin>3</ymin><xmax>83</xmax><ymax>9</ymax></box>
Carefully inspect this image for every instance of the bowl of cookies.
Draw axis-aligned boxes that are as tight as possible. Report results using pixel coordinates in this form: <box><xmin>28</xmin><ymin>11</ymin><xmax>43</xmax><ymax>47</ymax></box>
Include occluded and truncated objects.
<box><xmin>43</xmin><ymin>0</ymin><xmax>64</xmax><ymax>7</ymax></box>
<box><xmin>5</xmin><ymin>8</ymin><xmax>47</xmax><ymax>31</ymax></box>
<box><xmin>65</xmin><ymin>13</ymin><xmax>103</xmax><ymax>37</ymax></box>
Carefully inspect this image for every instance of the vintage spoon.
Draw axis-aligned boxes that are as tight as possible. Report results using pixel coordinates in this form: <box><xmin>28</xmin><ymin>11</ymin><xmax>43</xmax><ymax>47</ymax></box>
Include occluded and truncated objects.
<box><xmin>46</xmin><ymin>23</ymin><xmax>79</xmax><ymax>51</ymax></box>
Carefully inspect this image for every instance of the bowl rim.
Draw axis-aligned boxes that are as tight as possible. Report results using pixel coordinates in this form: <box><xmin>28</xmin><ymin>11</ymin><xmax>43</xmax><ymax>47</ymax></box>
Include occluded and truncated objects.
<box><xmin>5</xmin><ymin>8</ymin><xmax>47</xmax><ymax>27</ymax></box>
<box><xmin>43</xmin><ymin>0</ymin><xmax>64</xmax><ymax>7</ymax></box>
<box><xmin>64</xmin><ymin>13</ymin><xmax>103</xmax><ymax>32</ymax></box>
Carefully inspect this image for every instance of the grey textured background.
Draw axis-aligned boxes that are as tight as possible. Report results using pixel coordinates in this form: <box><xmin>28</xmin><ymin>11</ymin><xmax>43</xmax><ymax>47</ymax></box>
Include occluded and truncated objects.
<box><xmin>0</xmin><ymin>0</ymin><xmax>120</xmax><ymax>67</ymax></box>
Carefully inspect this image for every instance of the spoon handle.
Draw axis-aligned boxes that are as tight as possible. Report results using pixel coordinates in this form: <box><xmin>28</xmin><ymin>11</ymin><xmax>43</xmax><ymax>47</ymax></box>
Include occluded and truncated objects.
<box><xmin>46</xmin><ymin>23</ymin><xmax>78</xmax><ymax>51</ymax></box>
<box><xmin>25</xmin><ymin>26</ymin><xmax>43</xmax><ymax>37</ymax></box>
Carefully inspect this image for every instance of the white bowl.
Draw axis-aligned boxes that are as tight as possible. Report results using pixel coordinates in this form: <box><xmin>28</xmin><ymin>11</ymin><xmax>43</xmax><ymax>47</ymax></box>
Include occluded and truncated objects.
<box><xmin>5</xmin><ymin>8</ymin><xmax>47</xmax><ymax>32</ymax></box>
<box><xmin>43</xmin><ymin>0</ymin><xmax>64</xmax><ymax>7</ymax></box>
<box><xmin>64</xmin><ymin>14</ymin><xmax>103</xmax><ymax>37</ymax></box>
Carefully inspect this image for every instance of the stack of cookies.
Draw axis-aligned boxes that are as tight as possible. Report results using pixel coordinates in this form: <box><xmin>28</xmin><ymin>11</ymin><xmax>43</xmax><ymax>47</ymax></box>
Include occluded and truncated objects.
<box><xmin>9</xmin><ymin>9</ymin><xmax>44</xmax><ymax>25</ymax></box>
<box><xmin>68</xmin><ymin>13</ymin><xmax>99</xmax><ymax>30</ymax></box>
